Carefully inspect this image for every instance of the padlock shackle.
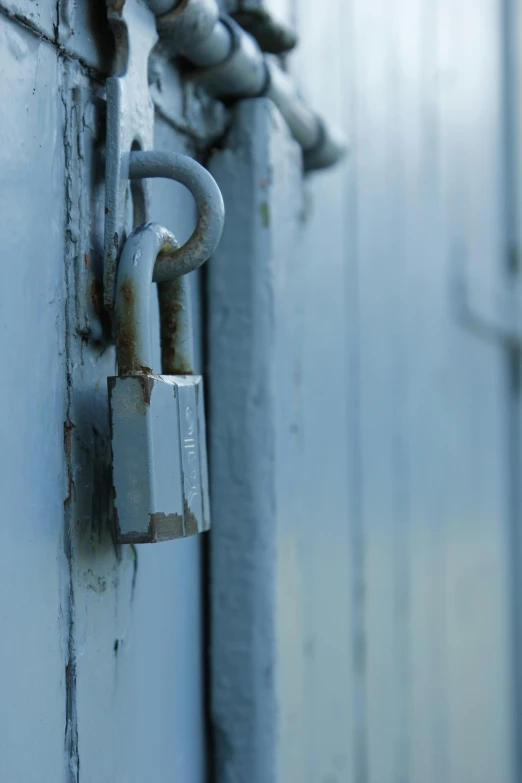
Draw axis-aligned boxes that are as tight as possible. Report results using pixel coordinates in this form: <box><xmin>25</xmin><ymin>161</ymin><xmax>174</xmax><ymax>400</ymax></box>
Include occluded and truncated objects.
<box><xmin>115</xmin><ymin>223</ymin><xmax>177</xmax><ymax>375</ymax></box>
<box><xmin>157</xmin><ymin>276</ymin><xmax>195</xmax><ymax>375</ymax></box>
<box><xmin>128</xmin><ymin>150</ymin><xmax>225</xmax><ymax>282</ymax></box>
<box><xmin>115</xmin><ymin>152</ymin><xmax>224</xmax><ymax>375</ymax></box>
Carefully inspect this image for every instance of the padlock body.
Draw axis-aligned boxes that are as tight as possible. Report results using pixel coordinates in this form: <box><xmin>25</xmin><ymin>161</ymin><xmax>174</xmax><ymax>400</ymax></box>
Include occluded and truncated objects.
<box><xmin>108</xmin><ymin>373</ymin><xmax>210</xmax><ymax>543</ymax></box>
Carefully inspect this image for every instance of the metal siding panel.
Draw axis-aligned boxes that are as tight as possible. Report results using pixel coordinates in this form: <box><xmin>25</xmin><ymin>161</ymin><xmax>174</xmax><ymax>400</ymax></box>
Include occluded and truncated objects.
<box><xmin>291</xmin><ymin>3</ymin><xmax>359</xmax><ymax>782</ymax></box>
<box><xmin>292</xmin><ymin>1</ymin><xmax>515</xmax><ymax>782</ymax></box>
<box><xmin>281</xmin><ymin>21</ymin><xmax>355</xmax><ymax>783</ymax></box>
<box><xmin>437</xmin><ymin>1</ymin><xmax>514</xmax><ymax>781</ymax></box>
<box><xmin>345</xmin><ymin>3</ymin><xmax>423</xmax><ymax>781</ymax></box>
<box><xmin>209</xmin><ymin>95</ymin><xmax>354</xmax><ymax>783</ymax></box>
<box><xmin>0</xmin><ymin>19</ymin><xmax>66</xmax><ymax>782</ymax></box>
<box><xmin>397</xmin><ymin>9</ymin><xmax>449</xmax><ymax>782</ymax></box>
<box><xmin>208</xmin><ymin>100</ymin><xmax>279</xmax><ymax>783</ymax></box>
<box><xmin>340</xmin><ymin>0</ymin><xmax>515</xmax><ymax>781</ymax></box>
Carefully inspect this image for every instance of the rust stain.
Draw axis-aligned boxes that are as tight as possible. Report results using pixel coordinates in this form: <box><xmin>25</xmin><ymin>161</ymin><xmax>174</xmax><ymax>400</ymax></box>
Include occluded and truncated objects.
<box><xmin>184</xmin><ymin>498</ymin><xmax>199</xmax><ymax>537</ymax></box>
<box><xmin>89</xmin><ymin>278</ymin><xmax>102</xmax><ymax>314</ymax></box>
<box><xmin>157</xmin><ymin>279</ymin><xmax>193</xmax><ymax>375</ymax></box>
<box><xmin>113</xmin><ymin>499</ymin><xmax>204</xmax><ymax>543</ymax></box>
<box><xmin>156</xmin><ymin>194</ymin><xmax>212</xmax><ymax>285</ymax></box>
<box><xmin>84</xmin><ymin>253</ymin><xmax>90</xmax><ymax>269</ymax></box>
<box><xmin>136</xmin><ymin>376</ymin><xmax>154</xmax><ymax>408</ymax></box>
<box><xmin>108</xmin><ymin>376</ymin><xmax>153</xmax><ymax>422</ymax></box>
<box><xmin>64</xmin><ymin>420</ymin><xmax>75</xmax><ymax>456</ymax></box>
<box><xmin>114</xmin><ymin>511</ymin><xmax>184</xmax><ymax>544</ymax></box>
<box><xmin>190</xmin><ymin>200</ymin><xmax>212</xmax><ymax>263</ymax></box>
<box><xmin>116</xmin><ymin>280</ymin><xmax>152</xmax><ymax>376</ymax></box>
<box><xmin>120</xmin><ymin>280</ymin><xmax>133</xmax><ymax>308</ymax></box>
<box><xmin>63</xmin><ymin>420</ymin><xmax>76</xmax><ymax>507</ymax></box>
<box><xmin>150</xmin><ymin>512</ymin><xmax>184</xmax><ymax>541</ymax></box>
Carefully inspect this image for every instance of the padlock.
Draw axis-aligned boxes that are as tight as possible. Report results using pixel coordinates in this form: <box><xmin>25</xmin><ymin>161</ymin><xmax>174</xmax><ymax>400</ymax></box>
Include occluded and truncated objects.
<box><xmin>108</xmin><ymin>222</ymin><xmax>210</xmax><ymax>543</ymax></box>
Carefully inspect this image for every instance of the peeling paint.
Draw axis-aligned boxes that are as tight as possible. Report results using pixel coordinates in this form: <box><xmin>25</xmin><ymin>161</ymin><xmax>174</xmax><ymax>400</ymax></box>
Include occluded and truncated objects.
<box><xmin>115</xmin><ymin>511</ymin><xmax>184</xmax><ymax>544</ymax></box>
<box><xmin>150</xmin><ymin>511</ymin><xmax>184</xmax><ymax>541</ymax></box>
<box><xmin>184</xmin><ymin>497</ymin><xmax>199</xmax><ymax>537</ymax></box>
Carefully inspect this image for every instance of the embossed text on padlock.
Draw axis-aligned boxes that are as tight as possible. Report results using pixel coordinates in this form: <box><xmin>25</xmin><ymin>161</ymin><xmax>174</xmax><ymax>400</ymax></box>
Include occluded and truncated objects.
<box><xmin>108</xmin><ymin>222</ymin><xmax>210</xmax><ymax>544</ymax></box>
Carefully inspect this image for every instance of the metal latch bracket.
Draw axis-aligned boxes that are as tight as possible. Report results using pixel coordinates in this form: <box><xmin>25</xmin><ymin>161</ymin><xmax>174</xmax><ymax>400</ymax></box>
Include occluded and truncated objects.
<box><xmin>104</xmin><ymin>0</ymin><xmax>158</xmax><ymax>310</ymax></box>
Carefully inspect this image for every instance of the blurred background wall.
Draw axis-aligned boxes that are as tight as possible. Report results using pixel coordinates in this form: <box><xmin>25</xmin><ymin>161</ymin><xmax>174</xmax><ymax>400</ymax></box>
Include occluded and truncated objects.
<box><xmin>291</xmin><ymin>0</ymin><xmax>520</xmax><ymax>781</ymax></box>
<box><xmin>211</xmin><ymin>1</ymin><xmax>522</xmax><ymax>782</ymax></box>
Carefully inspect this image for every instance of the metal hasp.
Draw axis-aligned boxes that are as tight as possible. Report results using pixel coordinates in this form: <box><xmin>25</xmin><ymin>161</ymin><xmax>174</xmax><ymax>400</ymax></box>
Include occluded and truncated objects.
<box><xmin>108</xmin><ymin>153</ymin><xmax>224</xmax><ymax>544</ymax></box>
<box><xmin>155</xmin><ymin>0</ymin><xmax>347</xmax><ymax>171</ymax></box>
<box><xmin>104</xmin><ymin>0</ymin><xmax>158</xmax><ymax>309</ymax></box>
<box><xmin>103</xmin><ymin>0</ymin><xmax>344</xmax><ymax>318</ymax></box>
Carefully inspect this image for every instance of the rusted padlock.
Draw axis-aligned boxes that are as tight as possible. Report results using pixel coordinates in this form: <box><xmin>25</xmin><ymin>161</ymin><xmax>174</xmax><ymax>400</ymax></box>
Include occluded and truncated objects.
<box><xmin>108</xmin><ymin>222</ymin><xmax>210</xmax><ymax>543</ymax></box>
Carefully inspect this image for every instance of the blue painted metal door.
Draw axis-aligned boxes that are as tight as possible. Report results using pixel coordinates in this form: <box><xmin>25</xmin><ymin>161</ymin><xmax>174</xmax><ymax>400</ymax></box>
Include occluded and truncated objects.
<box><xmin>1</xmin><ymin>1</ymin><xmax>520</xmax><ymax>782</ymax></box>
<box><xmin>0</xmin><ymin>8</ymin><xmax>208</xmax><ymax>781</ymax></box>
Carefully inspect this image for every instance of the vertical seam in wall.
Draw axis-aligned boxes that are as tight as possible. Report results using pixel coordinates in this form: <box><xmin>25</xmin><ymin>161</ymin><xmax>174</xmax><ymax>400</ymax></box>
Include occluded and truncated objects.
<box><xmin>388</xmin><ymin>3</ymin><xmax>411</xmax><ymax>780</ymax></box>
<box><xmin>54</xmin><ymin>0</ymin><xmax>59</xmax><ymax>41</ymax></box>
<box><xmin>60</xmin><ymin>56</ymin><xmax>80</xmax><ymax>783</ymax></box>
<box><xmin>426</xmin><ymin>0</ymin><xmax>451</xmax><ymax>779</ymax></box>
<box><xmin>199</xmin><ymin>146</ymin><xmax>215</xmax><ymax>783</ymax></box>
<box><xmin>506</xmin><ymin>350</ymin><xmax>521</xmax><ymax>783</ymax></box>
<box><xmin>339</xmin><ymin>0</ymin><xmax>368</xmax><ymax>780</ymax></box>
<box><xmin>501</xmin><ymin>0</ymin><xmax>522</xmax><ymax>779</ymax></box>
